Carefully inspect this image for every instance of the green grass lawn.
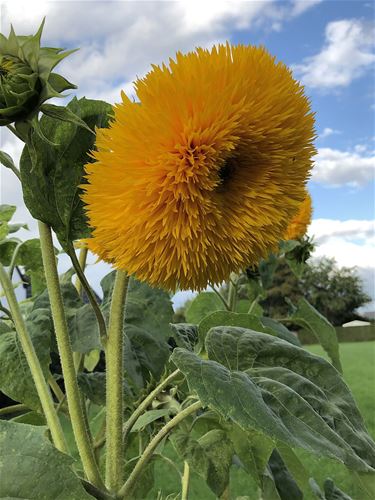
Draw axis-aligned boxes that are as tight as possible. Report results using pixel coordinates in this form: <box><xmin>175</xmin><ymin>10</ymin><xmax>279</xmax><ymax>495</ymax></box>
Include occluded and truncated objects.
<box><xmin>149</xmin><ymin>341</ymin><xmax>375</xmax><ymax>499</ymax></box>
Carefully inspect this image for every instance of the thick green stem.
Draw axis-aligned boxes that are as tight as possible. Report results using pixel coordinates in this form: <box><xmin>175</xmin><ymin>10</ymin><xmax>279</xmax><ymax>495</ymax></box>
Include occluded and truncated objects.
<box><xmin>68</xmin><ymin>244</ymin><xmax>107</xmax><ymax>347</ymax></box>
<box><xmin>0</xmin><ymin>262</ymin><xmax>67</xmax><ymax>452</ymax></box>
<box><xmin>118</xmin><ymin>401</ymin><xmax>202</xmax><ymax>498</ymax></box>
<box><xmin>181</xmin><ymin>461</ymin><xmax>190</xmax><ymax>500</ymax></box>
<box><xmin>38</xmin><ymin>221</ymin><xmax>105</xmax><ymax>490</ymax></box>
<box><xmin>105</xmin><ymin>270</ymin><xmax>129</xmax><ymax>492</ymax></box>
<box><xmin>95</xmin><ymin>369</ymin><xmax>181</xmax><ymax>452</ymax></box>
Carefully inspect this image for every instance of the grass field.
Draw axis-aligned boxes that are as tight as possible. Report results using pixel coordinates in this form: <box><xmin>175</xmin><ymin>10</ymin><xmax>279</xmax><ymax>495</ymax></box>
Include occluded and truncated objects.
<box><xmin>149</xmin><ymin>341</ymin><xmax>375</xmax><ymax>499</ymax></box>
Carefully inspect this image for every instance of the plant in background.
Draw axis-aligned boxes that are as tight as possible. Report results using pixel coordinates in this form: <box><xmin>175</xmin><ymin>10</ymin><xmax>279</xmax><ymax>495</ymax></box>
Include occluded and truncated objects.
<box><xmin>0</xmin><ymin>20</ymin><xmax>374</xmax><ymax>500</ymax></box>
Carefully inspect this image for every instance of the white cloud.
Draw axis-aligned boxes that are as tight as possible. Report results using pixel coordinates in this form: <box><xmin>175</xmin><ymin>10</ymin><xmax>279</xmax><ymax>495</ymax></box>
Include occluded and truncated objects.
<box><xmin>290</xmin><ymin>0</ymin><xmax>323</xmax><ymax>17</ymax></box>
<box><xmin>312</xmin><ymin>147</ymin><xmax>375</xmax><ymax>187</ymax></box>
<box><xmin>293</xmin><ymin>19</ymin><xmax>375</xmax><ymax>89</ymax></box>
<box><xmin>308</xmin><ymin>218</ymin><xmax>375</xmax><ymax>310</ymax></box>
<box><xmin>2</xmin><ymin>0</ymin><xmax>323</xmax><ymax>102</ymax></box>
<box><xmin>318</xmin><ymin>127</ymin><xmax>340</xmax><ymax>139</ymax></box>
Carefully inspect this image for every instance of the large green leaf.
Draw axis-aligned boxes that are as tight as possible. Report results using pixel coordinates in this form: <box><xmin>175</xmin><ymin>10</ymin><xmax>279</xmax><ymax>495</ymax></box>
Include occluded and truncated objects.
<box><xmin>290</xmin><ymin>298</ymin><xmax>342</xmax><ymax>372</ymax></box>
<box><xmin>101</xmin><ymin>272</ymin><xmax>174</xmax><ymax>341</ymax></box>
<box><xmin>185</xmin><ymin>292</ymin><xmax>224</xmax><ymax>323</ymax></box>
<box><xmin>0</xmin><ymin>309</ymin><xmax>52</xmax><ymax>410</ymax></box>
<box><xmin>19</xmin><ymin>97</ymin><xmax>112</xmax><ymax>249</ymax></box>
<box><xmin>101</xmin><ymin>272</ymin><xmax>172</xmax><ymax>387</ymax></box>
<box><xmin>198</xmin><ymin>311</ymin><xmax>300</xmax><ymax>351</ymax></box>
<box><xmin>124</xmin><ymin>324</ymin><xmax>170</xmax><ymax>389</ymax></box>
<box><xmin>172</xmin><ymin>328</ymin><xmax>375</xmax><ymax>473</ymax></box>
<box><xmin>32</xmin><ymin>282</ymin><xmax>101</xmax><ymax>353</ymax></box>
<box><xmin>171</xmin><ymin>429</ymin><xmax>233</xmax><ymax>497</ymax></box>
<box><xmin>0</xmin><ymin>420</ymin><xmax>93</xmax><ymax>499</ymax></box>
<box><xmin>206</xmin><ymin>327</ymin><xmax>375</xmax><ymax>472</ymax></box>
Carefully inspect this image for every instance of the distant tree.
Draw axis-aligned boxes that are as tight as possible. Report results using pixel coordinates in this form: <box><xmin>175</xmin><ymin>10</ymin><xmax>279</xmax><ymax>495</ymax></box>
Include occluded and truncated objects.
<box><xmin>261</xmin><ymin>257</ymin><xmax>371</xmax><ymax>325</ymax></box>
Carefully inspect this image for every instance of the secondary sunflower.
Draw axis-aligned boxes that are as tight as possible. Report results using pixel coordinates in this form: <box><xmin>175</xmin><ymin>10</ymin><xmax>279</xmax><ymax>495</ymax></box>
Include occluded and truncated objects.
<box><xmin>82</xmin><ymin>44</ymin><xmax>316</xmax><ymax>291</ymax></box>
<box><xmin>285</xmin><ymin>191</ymin><xmax>313</xmax><ymax>240</ymax></box>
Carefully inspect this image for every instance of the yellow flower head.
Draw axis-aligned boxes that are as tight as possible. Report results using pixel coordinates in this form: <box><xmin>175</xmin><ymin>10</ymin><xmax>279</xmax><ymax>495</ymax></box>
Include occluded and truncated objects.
<box><xmin>82</xmin><ymin>44</ymin><xmax>316</xmax><ymax>291</ymax></box>
<box><xmin>285</xmin><ymin>191</ymin><xmax>313</xmax><ymax>240</ymax></box>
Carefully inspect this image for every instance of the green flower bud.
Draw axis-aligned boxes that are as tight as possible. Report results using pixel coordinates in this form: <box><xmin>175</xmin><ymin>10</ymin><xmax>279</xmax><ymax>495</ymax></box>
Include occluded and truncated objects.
<box><xmin>0</xmin><ymin>19</ymin><xmax>76</xmax><ymax>127</ymax></box>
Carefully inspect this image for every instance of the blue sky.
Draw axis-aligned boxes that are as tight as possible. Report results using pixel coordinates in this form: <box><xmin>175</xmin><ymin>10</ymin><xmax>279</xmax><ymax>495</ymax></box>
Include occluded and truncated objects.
<box><xmin>1</xmin><ymin>0</ymin><xmax>374</xmax><ymax>309</ymax></box>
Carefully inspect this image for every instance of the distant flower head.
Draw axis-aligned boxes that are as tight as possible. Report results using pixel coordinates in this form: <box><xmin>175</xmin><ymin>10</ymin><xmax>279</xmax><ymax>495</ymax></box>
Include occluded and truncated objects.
<box><xmin>82</xmin><ymin>44</ymin><xmax>316</xmax><ymax>290</ymax></box>
<box><xmin>285</xmin><ymin>191</ymin><xmax>313</xmax><ymax>240</ymax></box>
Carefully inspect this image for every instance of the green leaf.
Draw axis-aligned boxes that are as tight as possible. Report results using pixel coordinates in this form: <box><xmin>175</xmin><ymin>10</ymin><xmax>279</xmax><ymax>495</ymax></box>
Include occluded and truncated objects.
<box><xmin>101</xmin><ymin>272</ymin><xmax>174</xmax><ymax>341</ymax></box>
<box><xmin>0</xmin><ymin>151</ymin><xmax>17</xmax><ymax>171</ymax></box>
<box><xmin>172</xmin><ymin>329</ymin><xmax>375</xmax><ymax>473</ymax></box>
<box><xmin>170</xmin><ymin>323</ymin><xmax>198</xmax><ymax>351</ymax></box>
<box><xmin>267</xmin><ymin>449</ymin><xmax>303</xmax><ymax>500</ymax></box>
<box><xmin>171</xmin><ymin>429</ymin><xmax>233</xmax><ymax>497</ymax></box>
<box><xmin>323</xmin><ymin>478</ymin><xmax>353</xmax><ymax>500</ymax></box>
<box><xmin>40</xmin><ymin>103</ymin><xmax>95</xmax><ymax>134</ymax></box>
<box><xmin>68</xmin><ymin>303</ymin><xmax>102</xmax><ymax>353</ymax></box>
<box><xmin>0</xmin><ymin>309</ymin><xmax>52</xmax><ymax>410</ymax></box>
<box><xmin>0</xmin><ymin>238</ymin><xmax>18</xmax><ymax>265</ymax></box>
<box><xmin>15</xmin><ymin>238</ymin><xmax>46</xmax><ymax>294</ymax></box>
<box><xmin>0</xmin><ymin>420</ymin><xmax>93</xmax><ymax>499</ymax></box>
<box><xmin>185</xmin><ymin>292</ymin><xmax>224</xmax><ymax>323</ymax></box>
<box><xmin>290</xmin><ymin>298</ymin><xmax>342</xmax><ymax>372</ymax></box>
<box><xmin>124</xmin><ymin>324</ymin><xmax>170</xmax><ymax>389</ymax></box>
<box><xmin>229</xmin><ymin>425</ymin><xmax>274</xmax><ymax>486</ymax></box>
<box><xmin>205</xmin><ymin>327</ymin><xmax>375</xmax><ymax>472</ymax></box>
<box><xmin>0</xmin><ymin>204</ymin><xmax>16</xmax><ymax>240</ymax></box>
<box><xmin>131</xmin><ymin>409</ymin><xmax>171</xmax><ymax>432</ymax></box>
<box><xmin>198</xmin><ymin>311</ymin><xmax>300</xmax><ymax>351</ymax></box>
<box><xmin>19</xmin><ymin>97</ymin><xmax>112</xmax><ymax>249</ymax></box>
<box><xmin>33</xmin><ymin>282</ymin><xmax>101</xmax><ymax>353</ymax></box>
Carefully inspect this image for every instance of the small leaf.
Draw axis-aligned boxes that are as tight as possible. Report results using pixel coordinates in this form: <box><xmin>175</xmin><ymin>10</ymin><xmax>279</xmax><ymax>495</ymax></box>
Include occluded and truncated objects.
<box><xmin>0</xmin><ymin>420</ymin><xmax>93</xmax><ymax>499</ymax></box>
<box><xmin>170</xmin><ymin>323</ymin><xmax>198</xmax><ymax>351</ymax></box>
<box><xmin>0</xmin><ymin>151</ymin><xmax>16</xmax><ymax>171</ymax></box>
<box><xmin>40</xmin><ymin>103</ymin><xmax>95</xmax><ymax>134</ymax></box>
<box><xmin>290</xmin><ymin>298</ymin><xmax>342</xmax><ymax>372</ymax></box>
<box><xmin>185</xmin><ymin>292</ymin><xmax>224</xmax><ymax>323</ymax></box>
<box><xmin>131</xmin><ymin>409</ymin><xmax>171</xmax><ymax>432</ymax></box>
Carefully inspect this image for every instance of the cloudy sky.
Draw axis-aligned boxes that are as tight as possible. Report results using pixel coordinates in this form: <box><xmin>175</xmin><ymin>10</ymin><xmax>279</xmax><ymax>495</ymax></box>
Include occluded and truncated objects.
<box><xmin>0</xmin><ymin>0</ymin><xmax>374</xmax><ymax>309</ymax></box>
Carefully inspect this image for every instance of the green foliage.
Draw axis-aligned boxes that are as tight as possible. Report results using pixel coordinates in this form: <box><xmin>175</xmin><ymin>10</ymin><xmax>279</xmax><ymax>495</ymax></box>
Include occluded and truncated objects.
<box><xmin>170</xmin><ymin>323</ymin><xmax>198</xmax><ymax>351</ymax></box>
<box><xmin>171</xmin><ymin>429</ymin><xmax>234</xmax><ymax>497</ymax></box>
<box><xmin>0</xmin><ymin>309</ymin><xmax>52</xmax><ymax>410</ymax></box>
<box><xmin>290</xmin><ymin>298</ymin><xmax>342</xmax><ymax>372</ymax></box>
<box><xmin>185</xmin><ymin>292</ymin><xmax>224</xmax><ymax>323</ymax></box>
<box><xmin>33</xmin><ymin>282</ymin><xmax>102</xmax><ymax>353</ymax></box>
<box><xmin>261</xmin><ymin>258</ymin><xmax>370</xmax><ymax>326</ymax></box>
<box><xmin>172</xmin><ymin>327</ymin><xmax>375</xmax><ymax>474</ymax></box>
<box><xmin>19</xmin><ymin>97</ymin><xmax>112</xmax><ymax>249</ymax></box>
<box><xmin>0</xmin><ymin>420</ymin><xmax>93</xmax><ymax>499</ymax></box>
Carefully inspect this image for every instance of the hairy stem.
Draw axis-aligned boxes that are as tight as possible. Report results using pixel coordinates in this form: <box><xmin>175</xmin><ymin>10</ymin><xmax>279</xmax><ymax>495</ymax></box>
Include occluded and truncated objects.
<box><xmin>105</xmin><ymin>270</ymin><xmax>129</xmax><ymax>492</ymax></box>
<box><xmin>95</xmin><ymin>369</ymin><xmax>181</xmax><ymax>452</ymax></box>
<box><xmin>38</xmin><ymin>221</ymin><xmax>104</xmax><ymax>490</ymax></box>
<box><xmin>118</xmin><ymin>401</ymin><xmax>202</xmax><ymax>498</ymax></box>
<box><xmin>181</xmin><ymin>461</ymin><xmax>190</xmax><ymax>500</ymax></box>
<box><xmin>75</xmin><ymin>246</ymin><xmax>88</xmax><ymax>296</ymax></box>
<box><xmin>0</xmin><ymin>262</ymin><xmax>67</xmax><ymax>452</ymax></box>
<box><xmin>68</xmin><ymin>244</ymin><xmax>107</xmax><ymax>347</ymax></box>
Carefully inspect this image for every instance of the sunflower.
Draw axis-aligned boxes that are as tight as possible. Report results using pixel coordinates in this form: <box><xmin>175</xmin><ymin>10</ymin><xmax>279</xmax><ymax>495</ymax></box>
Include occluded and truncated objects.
<box><xmin>284</xmin><ymin>191</ymin><xmax>313</xmax><ymax>240</ymax></box>
<box><xmin>82</xmin><ymin>44</ymin><xmax>316</xmax><ymax>291</ymax></box>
